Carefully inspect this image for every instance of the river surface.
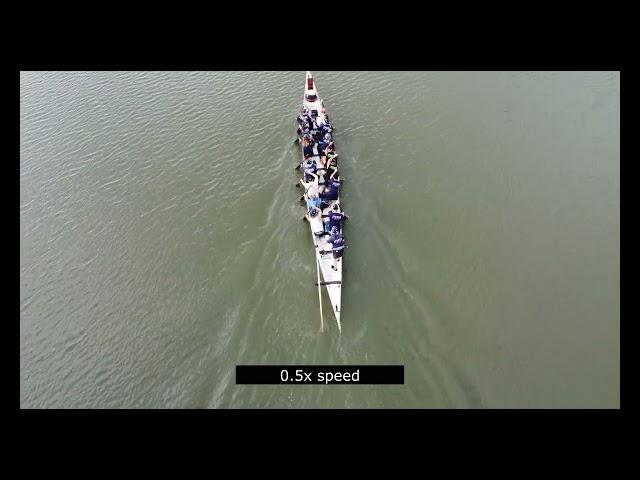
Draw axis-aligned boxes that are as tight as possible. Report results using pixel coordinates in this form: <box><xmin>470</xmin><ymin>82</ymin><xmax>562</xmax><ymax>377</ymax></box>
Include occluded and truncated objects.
<box><xmin>20</xmin><ymin>71</ymin><xmax>620</xmax><ymax>408</ymax></box>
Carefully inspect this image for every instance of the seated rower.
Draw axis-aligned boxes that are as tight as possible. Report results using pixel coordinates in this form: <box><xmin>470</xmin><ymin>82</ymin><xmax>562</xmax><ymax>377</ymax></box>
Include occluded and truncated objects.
<box><xmin>301</xmin><ymin>171</ymin><xmax>320</xmax><ymax>199</ymax></box>
<box><xmin>319</xmin><ymin>172</ymin><xmax>340</xmax><ymax>205</ymax></box>
<box><xmin>317</xmin><ymin>137</ymin><xmax>333</xmax><ymax>152</ymax></box>
<box><xmin>301</xmin><ymin>132</ymin><xmax>312</xmax><ymax>145</ymax></box>
<box><xmin>305</xmin><ymin>205</ymin><xmax>325</xmax><ymax>236</ymax></box>
<box><xmin>320</xmin><ymin>107</ymin><xmax>330</xmax><ymax>124</ymax></box>
<box><xmin>319</xmin><ymin>114</ymin><xmax>331</xmax><ymax>131</ymax></box>
<box><xmin>303</xmin><ymin>141</ymin><xmax>315</xmax><ymax>160</ymax></box>
<box><xmin>323</xmin><ymin>203</ymin><xmax>348</xmax><ymax>235</ymax></box>
<box><xmin>322</xmin><ymin>152</ymin><xmax>338</xmax><ymax>171</ymax></box>
<box><xmin>324</xmin><ymin>141</ymin><xmax>336</xmax><ymax>155</ymax></box>
<box><xmin>302</xmin><ymin>159</ymin><xmax>318</xmax><ymax>183</ymax></box>
<box><xmin>322</xmin><ymin>163</ymin><xmax>338</xmax><ymax>185</ymax></box>
<box><xmin>325</xmin><ymin>231</ymin><xmax>345</xmax><ymax>271</ymax></box>
<box><xmin>318</xmin><ymin>154</ymin><xmax>328</xmax><ymax>169</ymax></box>
<box><xmin>318</xmin><ymin>136</ymin><xmax>332</xmax><ymax>151</ymax></box>
<box><xmin>306</xmin><ymin>194</ymin><xmax>322</xmax><ymax>213</ymax></box>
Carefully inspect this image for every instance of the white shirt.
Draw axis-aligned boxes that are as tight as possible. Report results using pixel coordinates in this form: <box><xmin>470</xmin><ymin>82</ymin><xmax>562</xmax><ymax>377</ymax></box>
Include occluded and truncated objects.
<box><xmin>303</xmin><ymin>172</ymin><xmax>319</xmax><ymax>198</ymax></box>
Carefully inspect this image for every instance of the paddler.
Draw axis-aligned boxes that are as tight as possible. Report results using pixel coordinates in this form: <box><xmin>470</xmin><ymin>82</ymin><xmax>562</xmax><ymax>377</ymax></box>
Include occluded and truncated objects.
<box><xmin>320</xmin><ymin>106</ymin><xmax>330</xmax><ymax>124</ymax></box>
<box><xmin>303</xmin><ymin>139</ymin><xmax>315</xmax><ymax>160</ymax></box>
<box><xmin>323</xmin><ymin>203</ymin><xmax>348</xmax><ymax>235</ymax></box>
<box><xmin>320</xmin><ymin>121</ymin><xmax>332</xmax><ymax>136</ymax></box>
<box><xmin>302</xmin><ymin>201</ymin><xmax>324</xmax><ymax>225</ymax></box>
<box><xmin>322</xmin><ymin>162</ymin><xmax>338</xmax><ymax>185</ymax></box>
<box><xmin>324</xmin><ymin>141</ymin><xmax>336</xmax><ymax>155</ymax></box>
<box><xmin>325</xmin><ymin>231</ymin><xmax>345</xmax><ymax>271</ymax></box>
<box><xmin>302</xmin><ymin>171</ymin><xmax>320</xmax><ymax>199</ymax></box>
<box><xmin>319</xmin><ymin>171</ymin><xmax>340</xmax><ymax>208</ymax></box>
<box><xmin>317</xmin><ymin>135</ymin><xmax>332</xmax><ymax>153</ymax></box>
<box><xmin>306</xmin><ymin>192</ymin><xmax>322</xmax><ymax>211</ymax></box>
<box><xmin>325</xmin><ymin>150</ymin><xmax>338</xmax><ymax>166</ymax></box>
<box><xmin>302</xmin><ymin>158</ymin><xmax>318</xmax><ymax>183</ymax></box>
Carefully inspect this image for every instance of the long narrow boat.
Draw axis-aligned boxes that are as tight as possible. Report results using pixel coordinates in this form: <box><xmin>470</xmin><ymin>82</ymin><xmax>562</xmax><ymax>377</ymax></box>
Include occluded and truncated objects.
<box><xmin>297</xmin><ymin>71</ymin><xmax>343</xmax><ymax>331</ymax></box>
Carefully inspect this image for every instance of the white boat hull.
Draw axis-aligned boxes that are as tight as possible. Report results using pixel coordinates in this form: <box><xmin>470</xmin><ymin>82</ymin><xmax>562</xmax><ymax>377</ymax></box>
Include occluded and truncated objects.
<box><xmin>299</xmin><ymin>72</ymin><xmax>342</xmax><ymax>330</ymax></box>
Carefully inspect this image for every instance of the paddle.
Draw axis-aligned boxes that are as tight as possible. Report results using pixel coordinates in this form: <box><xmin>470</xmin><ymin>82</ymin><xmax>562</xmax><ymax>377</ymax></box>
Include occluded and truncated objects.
<box><xmin>316</xmin><ymin>254</ymin><xmax>324</xmax><ymax>333</ymax></box>
<box><xmin>319</xmin><ymin>245</ymin><xmax>347</xmax><ymax>255</ymax></box>
<box><xmin>310</xmin><ymin>235</ymin><xmax>324</xmax><ymax>333</ymax></box>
